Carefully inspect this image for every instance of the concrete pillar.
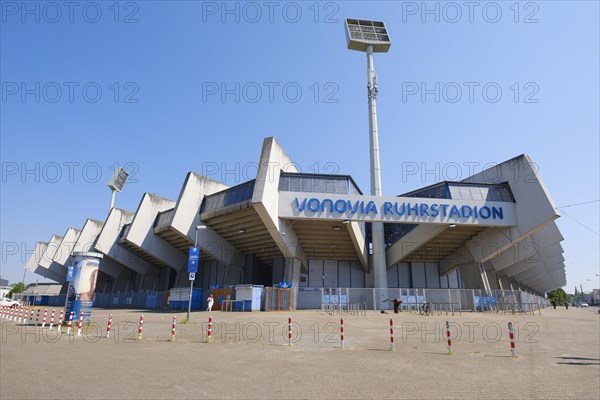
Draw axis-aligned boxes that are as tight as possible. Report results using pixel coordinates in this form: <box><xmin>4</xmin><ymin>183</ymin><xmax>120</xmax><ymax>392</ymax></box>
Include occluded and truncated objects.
<box><xmin>498</xmin><ymin>275</ymin><xmax>510</xmax><ymax>291</ymax></box>
<box><xmin>484</xmin><ymin>264</ymin><xmax>500</xmax><ymax>291</ymax></box>
<box><xmin>371</xmin><ymin>222</ymin><xmax>389</xmax><ymax>305</ymax></box>
<box><xmin>284</xmin><ymin>258</ymin><xmax>302</xmax><ymax>310</ymax></box>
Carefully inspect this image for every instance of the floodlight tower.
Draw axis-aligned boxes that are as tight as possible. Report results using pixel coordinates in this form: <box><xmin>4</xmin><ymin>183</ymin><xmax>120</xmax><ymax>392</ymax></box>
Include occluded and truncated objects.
<box><xmin>107</xmin><ymin>167</ymin><xmax>129</xmax><ymax>211</ymax></box>
<box><xmin>345</xmin><ymin>19</ymin><xmax>391</xmax><ymax>295</ymax></box>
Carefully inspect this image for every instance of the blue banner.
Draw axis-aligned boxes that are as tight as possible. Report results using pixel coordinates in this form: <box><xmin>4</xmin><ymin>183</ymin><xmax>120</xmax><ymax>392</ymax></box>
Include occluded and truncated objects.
<box><xmin>188</xmin><ymin>247</ymin><xmax>199</xmax><ymax>273</ymax></box>
<box><xmin>67</xmin><ymin>264</ymin><xmax>74</xmax><ymax>282</ymax></box>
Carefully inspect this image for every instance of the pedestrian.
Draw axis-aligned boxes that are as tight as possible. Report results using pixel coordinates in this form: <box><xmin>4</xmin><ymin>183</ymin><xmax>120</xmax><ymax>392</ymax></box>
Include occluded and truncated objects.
<box><xmin>207</xmin><ymin>294</ymin><xmax>214</xmax><ymax>313</ymax></box>
<box><xmin>564</xmin><ymin>302</ymin><xmax>569</xmax><ymax>310</ymax></box>
<box><xmin>383</xmin><ymin>298</ymin><xmax>403</xmax><ymax>314</ymax></box>
<box><xmin>551</xmin><ymin>300</ymin><xmax>557</xmax><ymax>309</ymax></box>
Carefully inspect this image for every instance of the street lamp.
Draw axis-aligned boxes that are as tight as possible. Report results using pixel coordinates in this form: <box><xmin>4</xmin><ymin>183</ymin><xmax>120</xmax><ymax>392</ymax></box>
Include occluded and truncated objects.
<box><xmin>186</xmin><ymin>224</ymin><xmax>207</xmax><ymax>321</ymax></box>
<box><xmin>345</xmin><ymin>18</ymin><xmax>391</xmax><ymax>296</ymax></box>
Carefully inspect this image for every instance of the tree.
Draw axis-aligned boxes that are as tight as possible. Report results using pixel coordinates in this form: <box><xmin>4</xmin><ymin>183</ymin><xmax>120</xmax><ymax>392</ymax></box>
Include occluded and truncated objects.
<box><xmin>7</xmin><ymin>282</ymin><xmax>25</xmax><ymax>299</ymax></box>
<box><xmin>547</xmin><ymin>288</ymin><xmax>568</xmax><ymax>305</ymax></box>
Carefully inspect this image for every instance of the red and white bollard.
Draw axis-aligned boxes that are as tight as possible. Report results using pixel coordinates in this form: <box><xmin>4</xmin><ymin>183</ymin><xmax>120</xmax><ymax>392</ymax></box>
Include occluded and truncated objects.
<box><xmin>77</xmin><ymin>312</ymin><xmax>84</xmax><ymax>336</ymax></box>
<box><xmin>35</xmin><ymin>308</ymin><xmax>40</xmax><ymax>326</ymax></box>
<box><xmin>446</xmin><ymin>321</ymin><xmax>453</xmax><ymax>355</ymax></box>
<box><xmin>23</xmin><ymin>307</ymin><xmax>29</xmax><ymax>324</ymax></box>
<box><xmin>389</xmin><ymin>319</ymin><xmax>395</xmax><ymax>351</ymax></box>
<box><xmin>137</xmin><ymin>315</ymin><xmax>144</xmax><ymax>340</ymax></box>
<box><xmin>41</xmin><ymin>309</ymin><xmax>48</xmax><ymax>328</ymax></box>
<box><xmin>171</xmin><ymin>316</ymin><xmax>177</xmax><ymax>341</ymax></box>
<box><xmin>288</xmin><ymin>317</ymin><xmax>292</xmax><ymax>346</ymax></box>
<box><xmin>340</xmin><ymin>318</ymin><xmax>345</xmax><ymax>349</ymax></box>
<box><xmin>106</xmin><ymin>314</ymin><xmax>113</xmax><ymax>338</ymax></box>
<box><xmin>48</xmin><ymin>309</ymin><xmax>56</xmax><ymax>329</ymax></box>
<box><xmin>207</xmin><ymin>315</ymin><xmax>213</xmax><ymax>343</ymax></box>
<box><xmin>66</xmin><ymin>312</ymin><xmax>74</xmax><ymax>334</ymax></box>
<box><xmin>19</xmin><ymin>307</ymin><xmax>24</xmax><ymax>323</ymax></box>
<box><xmin>29</xmin><ymin>307</ymin><xmax>35</xmax><ymax>324</ymax></box>
<box><xmin>508</xmin><ymin>322</ymin><xmax>517</xmax><ymax>357</ymax></box>
<box><xmin>55</xmin><ymin>310</ymin><xmax>64</xmax><ymax>331</ymax></box>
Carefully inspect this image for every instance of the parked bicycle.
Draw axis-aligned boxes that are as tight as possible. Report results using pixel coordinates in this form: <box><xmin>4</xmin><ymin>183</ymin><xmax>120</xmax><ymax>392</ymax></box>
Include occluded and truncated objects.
<box><xmin>419</xmin><ymin>302</ymin><xmax>433</xmax><ymax>316</ymax></box>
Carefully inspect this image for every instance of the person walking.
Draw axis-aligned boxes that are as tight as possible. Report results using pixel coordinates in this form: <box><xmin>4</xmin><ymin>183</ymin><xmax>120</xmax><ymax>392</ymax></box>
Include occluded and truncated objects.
<box><xmin>207</xmin><ymin>294</ymin><xmax>214</xmax><ymax>313</ymax></box>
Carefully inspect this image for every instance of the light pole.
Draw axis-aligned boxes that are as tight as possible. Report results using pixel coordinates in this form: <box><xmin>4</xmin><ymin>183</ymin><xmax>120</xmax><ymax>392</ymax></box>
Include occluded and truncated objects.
<box><xmin>107</xmin><ymin>167</ymin><xmax>129</xmax><ymax>211</ymax></box>
<box><xmin>345</xmin><ymin>19</ymin><xmax>391</xmax><ymax>300</ymax></box>
<box><xmin>186</xmin><ymin>224</ymin><xmax>206</xmax><ymax>322</ymax></box>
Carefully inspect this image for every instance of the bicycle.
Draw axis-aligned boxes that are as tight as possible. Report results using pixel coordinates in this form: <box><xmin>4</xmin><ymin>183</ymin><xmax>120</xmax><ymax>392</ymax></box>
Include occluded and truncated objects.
<box><xmin>419</xmin><ymin>302</ymin><xmax>433</xmax><ymax>316</ymax></box>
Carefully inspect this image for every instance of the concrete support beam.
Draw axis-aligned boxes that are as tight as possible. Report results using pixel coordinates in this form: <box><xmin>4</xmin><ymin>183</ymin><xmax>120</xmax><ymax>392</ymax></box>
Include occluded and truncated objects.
<box><xmin>122</xmin><ymin>193</ymin><xmax>186</xmax><ymax>270</ymax></box>
<box><xmin>96</xmin><ymin>208</ymin><xmax>158</xmax><ymax>277</ymax></box>
<box><xmin>252</xmin><ymin>137</ymin><xmax>308</xmax><ymax>272</ymax></box>
<box><xmin>442</xmin><ymin>155</ymin><xmax>563</xmax><ymax>287</ymax></box>
<box><xmin>386</xmin><ymin>224</ymin><xmax>448</xmax><ymax>268</ymax></box>
<box><xmin>502</xmin><ymin>243</ymin><xmax>564</xmax><ymax>277</ymax></box>
<box><xmin>26</xmin><ymin>242</ymin><xmax>65</xmax><ymax>282</ymax></box>
<box><xmin>346</xmin><ymin>221</ymin><xmax>368</xmax><ymax>271</ymax></box>
<box><xmin>156</xmin><ymin>172</ymin><xmax>246</xmax><ymax>268</ymax></box>
<box><xmin>73</xmin><ymin>219</ymin><xmax>126</xmax><ymax>279</ymax></box>
<box><xmin>38</xmin><ymin>235</ymin><xmax>67</xmax><ymax>280</ymax></box>
<box><xmin>458</xmin><ymin>263</ymin><xmax>486</xmax><ymax>290</ymax></box>
<box><xmin>52</xmin><ymin>228</ymin><xmax>81</xmax><ymax>271</ymax></box>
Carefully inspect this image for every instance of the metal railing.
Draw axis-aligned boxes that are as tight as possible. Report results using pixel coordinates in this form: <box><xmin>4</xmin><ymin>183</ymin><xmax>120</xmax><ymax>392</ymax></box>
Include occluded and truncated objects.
<box><xmin>298</xmin><ymin>287</ymin><xmax>549</xmax><ymax>314</ymax></box>
<box><xmin>13</xmin><ymin>288</ymin><xmax>550</xmax><ymax>314</ymax></box>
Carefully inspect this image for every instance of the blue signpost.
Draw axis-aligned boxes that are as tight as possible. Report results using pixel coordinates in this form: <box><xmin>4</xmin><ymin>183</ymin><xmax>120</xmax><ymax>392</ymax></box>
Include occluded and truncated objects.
<box><xmin>186</xmin><ymin>247</ymin><xmax>200</xmax><ymax>321</ymax></box>
<box><xmin>188</xmin><ymin>247</ymin><xmax>199</xmax><ymax>273</ymax></box>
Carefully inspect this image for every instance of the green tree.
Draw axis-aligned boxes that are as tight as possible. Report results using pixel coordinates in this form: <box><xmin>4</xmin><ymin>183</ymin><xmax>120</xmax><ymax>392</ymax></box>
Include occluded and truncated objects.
<box><xmin>7</xmin><ymin>282</ymin><xmax>25</xmax><ymax>299</ymax></box>
<box><xmin>547</xmin><ymin>288</ymin><xmax>568</xmax><ymax>305</ymax></box>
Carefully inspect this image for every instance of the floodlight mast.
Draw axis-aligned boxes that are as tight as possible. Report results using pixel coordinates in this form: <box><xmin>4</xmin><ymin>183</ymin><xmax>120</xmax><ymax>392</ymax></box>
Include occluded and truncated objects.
<box><xmin>345</xmin><ymin>19</ymin><xmax>391</xmax><ymax>296</ymax></box>
<box><xmin>367</xmin><ymin>45</ymin><xmax>382</xmax><ymax>197</ymax></box>
<box><xmin>107</xmin><ymin>167</ymin><xmax>129</xmax><ymax>211</ymax></box>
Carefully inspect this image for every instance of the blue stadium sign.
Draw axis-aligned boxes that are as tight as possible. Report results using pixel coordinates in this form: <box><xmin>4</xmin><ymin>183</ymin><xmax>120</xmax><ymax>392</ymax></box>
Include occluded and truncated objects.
<box><xmin>188</xmin><ymin>247</ymin><xmax>199</xmax><ymax>273</ymax></box>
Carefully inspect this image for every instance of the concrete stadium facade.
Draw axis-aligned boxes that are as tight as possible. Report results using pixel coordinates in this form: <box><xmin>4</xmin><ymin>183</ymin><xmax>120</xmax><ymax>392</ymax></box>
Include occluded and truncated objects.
<box><xmin>26</xmin><ymin>137</ymin><xmax>566</xmax><ymax>301</ymax></box>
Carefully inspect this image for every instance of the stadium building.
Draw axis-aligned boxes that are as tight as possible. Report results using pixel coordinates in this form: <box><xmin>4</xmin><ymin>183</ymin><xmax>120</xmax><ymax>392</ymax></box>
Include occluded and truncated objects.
<box><xmin>25</xmin><ymin>137</ymin><xmax>565</xmax><ymax>310</ymax></box>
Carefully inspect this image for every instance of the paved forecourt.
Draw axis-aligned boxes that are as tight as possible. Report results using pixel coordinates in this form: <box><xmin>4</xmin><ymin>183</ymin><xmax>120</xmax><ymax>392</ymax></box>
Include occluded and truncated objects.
<box><xmin>1</xmin><ymin>307</ymin><xmax>598</xmax><ymax>399</ymax></box>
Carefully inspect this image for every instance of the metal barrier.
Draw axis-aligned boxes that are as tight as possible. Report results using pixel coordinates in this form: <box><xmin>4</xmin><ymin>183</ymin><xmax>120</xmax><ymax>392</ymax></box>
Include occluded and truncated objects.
<box><xmin>322</xmin><ymin>302</ymin><xmax>367</xmax><ymax>316</ymax></box>
<box><xmin>221</xmin><ymin>299</ymin><xmax>245</xmax><ymax>312</ymax></box>
<box><xmin>298</xmin><ymin>288</ymin><xmax>548</xmax><ymax>314</ymax></box>
<box><xmin>13</xmin><ymin>288</ymin><xmax>550</xmax><ymax>313</ymax></box>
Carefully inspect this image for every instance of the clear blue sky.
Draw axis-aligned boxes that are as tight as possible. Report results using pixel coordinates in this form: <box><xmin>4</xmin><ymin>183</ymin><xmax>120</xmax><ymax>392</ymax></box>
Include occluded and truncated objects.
<box><xmin>1</xmin><ymin>1</ymin><xmax>598</xmax><ymax>292</ymax></box>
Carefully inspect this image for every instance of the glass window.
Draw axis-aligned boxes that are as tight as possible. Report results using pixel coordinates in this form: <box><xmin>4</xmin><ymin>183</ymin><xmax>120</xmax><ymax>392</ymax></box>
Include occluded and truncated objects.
<box><xmin>290</xmin><ymin>176</ymin><xmax>302</xmax><ymax>191</ymax></box>
<box><xmin>469</xmin><ymin>186</ymin><xmax>484</xmax><ymax>201</ymax></box>
<box><xmin>489</xmin><ymin>187</ymin><xmax>503</xmax><ymax>201</ymax></box>
<box><xmin>278</xmin><ymin>175</ymin><xmax>289</xmax><ymax>192</ymax></box>
<box><xmin>479</xmin><ymin>187</ymin><xmax>490</xmax><ymax>200</ymax></box>
<box><xmin>448</xmin><ymin>185</ymin><xmax>462</xmax><ymax>199</ymax></box>
<box><xmin>459</xmin><ymin>186</ymin><xmax>471</xmax><ymax>200</ymax></box>
<box><xmin>301</xmin><ymin>178</ymin><xmax>312</xmax><ymax>192</ymax></box>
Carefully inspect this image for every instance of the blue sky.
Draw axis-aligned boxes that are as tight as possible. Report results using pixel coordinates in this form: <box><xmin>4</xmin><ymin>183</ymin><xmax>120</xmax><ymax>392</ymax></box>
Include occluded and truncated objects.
<box><xmin>1</xmin><ymin>1</ymin><xmax>598</xmax><ymax>292</ymax></box>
